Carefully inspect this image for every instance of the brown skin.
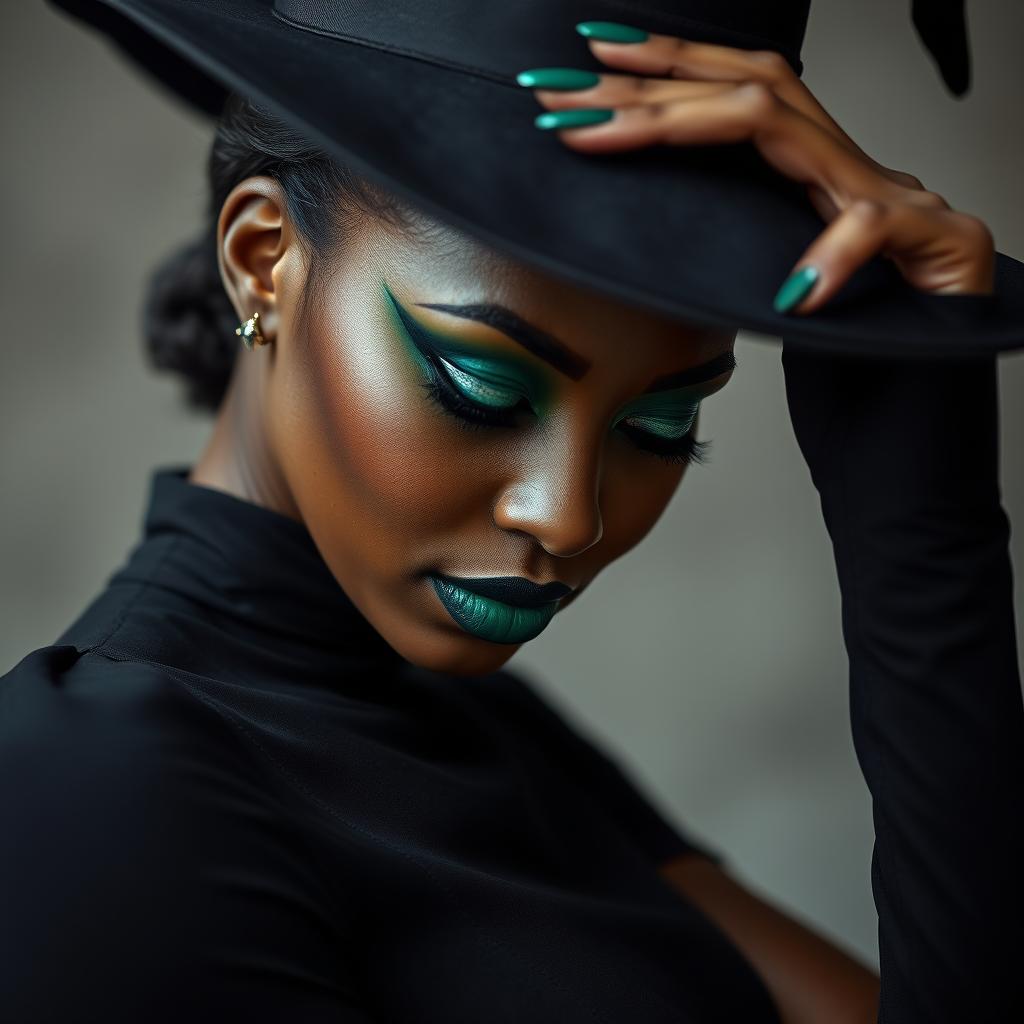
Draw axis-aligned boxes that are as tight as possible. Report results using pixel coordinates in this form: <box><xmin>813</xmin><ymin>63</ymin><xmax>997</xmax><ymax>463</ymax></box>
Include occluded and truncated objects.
<box><xmin>193</xmin><ymin>176</ymin><xmax>735</xmax><ymax>678</ymax></box>
<box><xmin>659</xmin><ymin>853</ymin><xmax>881</xmax><ymax>1024</ymax></box>
<box><xmin>190</xmin><ymin>25</ymin><xmax>1001</xmax><ymax>1024</ymax></box>
<box><xmin>195</xmin><ymin>177</ymin><xmax>879</xmax><ymax>1023</ymax></box>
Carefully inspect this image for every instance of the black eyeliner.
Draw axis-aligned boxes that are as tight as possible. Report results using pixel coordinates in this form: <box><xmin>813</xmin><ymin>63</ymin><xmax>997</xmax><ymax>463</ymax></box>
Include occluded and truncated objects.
<box><xmin>382</xmin><ymin>279</ymin><xmax>711</xmax><ymax>468</ymax></box>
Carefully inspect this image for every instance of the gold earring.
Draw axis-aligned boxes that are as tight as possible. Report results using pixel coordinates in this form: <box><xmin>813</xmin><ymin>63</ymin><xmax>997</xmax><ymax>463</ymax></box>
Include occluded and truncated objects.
<box><xmin>235</xmin><ymin>311</ymin><xmax>269</xmax><ymax>350</ymax></box>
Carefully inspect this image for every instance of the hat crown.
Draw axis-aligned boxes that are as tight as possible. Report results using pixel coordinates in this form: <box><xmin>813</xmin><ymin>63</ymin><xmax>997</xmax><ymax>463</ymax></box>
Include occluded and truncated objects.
<box><xmin>274</xmin><ymin>0</ymin><xmax>812</xmax><ymax>81</ymax></box>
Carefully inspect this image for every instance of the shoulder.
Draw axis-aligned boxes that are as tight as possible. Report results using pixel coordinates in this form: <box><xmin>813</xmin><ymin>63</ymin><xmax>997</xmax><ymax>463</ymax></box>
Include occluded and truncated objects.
<box><xmin>0</xmin><ymin>645</ymin><xmax>352</xmax><ymax>1017</ymax></box>
<box><xmin>0</xmin><ymin>644</ymin><xmax>256</xmax><ymax>792</ymax></box>
<box><xmin>0</xmin><ymin>643</ymin><xmax>340</xmax><ymax>869</ymax></box>
<box><xmin>0</xmin><ymin>644</ymin><xmax>292</xmax><ymax>865</ymax></box>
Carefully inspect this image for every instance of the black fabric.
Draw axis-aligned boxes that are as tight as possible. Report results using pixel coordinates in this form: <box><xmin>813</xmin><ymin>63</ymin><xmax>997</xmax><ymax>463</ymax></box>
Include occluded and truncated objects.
<box><xmin>45</xmin><ymin>0</ymin><xmax>1024</xmax><ymax>356</ymax></box>
<box><xmin>0</xmin><ymin>466</ymin><xmax>783</xmax><ymax>1024</ymax></box>
<box><xmin>911</xmin><ymin>0</ymin><xmax>970</xmax><ymax>96</ymax></box>
<box><xmin>782</xmin><ymin>345</ymin><xmax>1024</xmax><ymax>1023</ymax></box>
<box><xmin>273</xmin><ymin>0</ymin><xmax>808</xmax><ymax>83</ymax></box>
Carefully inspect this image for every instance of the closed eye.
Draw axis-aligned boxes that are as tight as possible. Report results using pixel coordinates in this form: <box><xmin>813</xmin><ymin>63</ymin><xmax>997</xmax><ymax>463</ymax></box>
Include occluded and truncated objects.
<box><xmin>419</xmin><ymin>354</ymin><xmax>532</xmax><ymax>431</ymax></box>
<box><xmin>419</xmin><ymin>343</ymin><xmax>712</xmax><ymax>468</ymax></box>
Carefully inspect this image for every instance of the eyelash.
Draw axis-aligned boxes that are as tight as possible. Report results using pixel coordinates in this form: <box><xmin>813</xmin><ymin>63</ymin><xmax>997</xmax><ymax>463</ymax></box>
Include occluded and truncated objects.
<box><xmin>418</xmin><ymin>355</ymin><xmax>713</xmax><ymax>468</ymax></box>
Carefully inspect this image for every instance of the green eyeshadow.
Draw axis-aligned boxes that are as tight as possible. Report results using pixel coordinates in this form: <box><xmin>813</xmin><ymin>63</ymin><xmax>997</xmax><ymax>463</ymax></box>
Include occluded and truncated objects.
<box><xmin>613</xmin><ymin>389</ymin><xmax>701</xmax><ymax>437</ymax></box>
<box><xmin>379</xmin><ymin>279</ymin><xmax>553</xmax><ymax>413</ymax></box>
<box><xmin>379</xmin><ymin>278</ymin><xmax>710</xmax><ymax>438</ymax></box>
<box><xmin>435</xmin><ymin>354</ymin><xmax>524</xmax><ymax>408</ymax></box>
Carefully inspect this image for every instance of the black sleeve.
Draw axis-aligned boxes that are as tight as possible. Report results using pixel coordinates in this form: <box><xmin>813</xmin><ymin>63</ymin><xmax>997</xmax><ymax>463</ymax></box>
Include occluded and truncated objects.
<box><xmin>0</xmin><ymin>647</ymin><xmax>376</xmax><ymax>1024</ymax></box>
<box><xmin>782</xmin><ymin>338</ymin><xmax>1024</xmax><ymax>1023</ymax></box>
<box><xmin>492</xmin><ymin>669</ymin><xmax>726</xmax><ymax>868</ymax></box>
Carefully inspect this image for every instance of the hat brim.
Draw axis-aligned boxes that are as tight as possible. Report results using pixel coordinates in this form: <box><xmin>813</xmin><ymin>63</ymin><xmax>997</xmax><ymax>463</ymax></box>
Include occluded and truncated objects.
<box><xmin>50</xmin><ymin>0</ymin><xmax>1024</xmax><ymax>357</ymax></box>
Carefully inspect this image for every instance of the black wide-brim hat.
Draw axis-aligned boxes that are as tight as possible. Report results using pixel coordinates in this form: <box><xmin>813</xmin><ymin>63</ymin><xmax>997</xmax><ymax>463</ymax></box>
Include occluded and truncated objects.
<box><xmin>49</xmin><ymin>0</ymin><xmax>1024</xmax><ymax>357</ymax></box>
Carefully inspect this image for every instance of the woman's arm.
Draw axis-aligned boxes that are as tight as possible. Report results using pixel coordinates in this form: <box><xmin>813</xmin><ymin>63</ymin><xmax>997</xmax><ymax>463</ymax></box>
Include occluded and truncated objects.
<box><xmin>782</xmin><ymin>343</ymin><xmax>1024</xmax><ymax>1022</ymax></box>
<box><xmin>659</xmin><ymin>341</ymin><xmax>1022</xmax><ymax>1024</ymax></box>
<box><xmin>658</xmin><ymin>852</ymin><xmax>880</xmax><ymax>1024</ymax></box>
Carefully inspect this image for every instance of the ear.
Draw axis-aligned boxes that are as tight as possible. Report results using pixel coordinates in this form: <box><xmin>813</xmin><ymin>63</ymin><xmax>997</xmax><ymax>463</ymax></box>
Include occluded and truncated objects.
<box><xmin>217</xmin><ymin>175</ymin><xmax>295</xmax><ymax>342</ymax></box>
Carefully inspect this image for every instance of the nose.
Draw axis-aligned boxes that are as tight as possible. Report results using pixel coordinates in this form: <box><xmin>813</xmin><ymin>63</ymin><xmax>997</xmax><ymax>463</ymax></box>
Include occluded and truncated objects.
<box><xmin>492</xmin><ymin>433</ymin><xmax>604</xmax><ymax>559</ymax></box>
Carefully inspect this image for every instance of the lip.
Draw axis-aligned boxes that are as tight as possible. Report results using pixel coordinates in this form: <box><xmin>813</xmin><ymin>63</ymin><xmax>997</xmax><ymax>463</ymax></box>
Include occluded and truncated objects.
<box><xmin>426</xmin><ymin>573</ymin><xmax>571</xmax><ymax>645</ymax></box>
<box><xmin>433</xmin><ymin>574</ymin><xmax>574</xmax><ymax>608</ymax></box>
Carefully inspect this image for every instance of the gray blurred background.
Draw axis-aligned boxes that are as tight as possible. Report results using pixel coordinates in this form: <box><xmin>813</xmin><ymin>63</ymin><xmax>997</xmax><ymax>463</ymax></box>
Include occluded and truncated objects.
<box><xmin>3</xmin><ymin>0</ymin><xmax>1022</xmax><ymax>969</ymax></box>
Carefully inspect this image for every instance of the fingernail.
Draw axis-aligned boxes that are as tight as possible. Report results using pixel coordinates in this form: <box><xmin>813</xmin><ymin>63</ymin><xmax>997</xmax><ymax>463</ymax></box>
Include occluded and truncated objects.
<box><xmin>575</xmin><ymin>21</ymin><xmax>649</xmax><ymax>43</ymax></box>
<box><xmin>534</xmin><ymin>108</ymin><xmax>615</xmax><ymax>130</ymax></box>
<box><xmin>516</xmin><ymin>67</ymin><xmax>602</xmax><ymax>90</ymax></box>
<box><xmin>773</xmin><ymin>265</ymin><xmax>820</xmax><ymax>313</ymax></box>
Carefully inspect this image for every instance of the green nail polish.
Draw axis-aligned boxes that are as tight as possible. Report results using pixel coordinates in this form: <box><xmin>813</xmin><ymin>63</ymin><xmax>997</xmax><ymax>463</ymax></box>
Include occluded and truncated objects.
<box><xmin>575</xmin><ymin>21</ymin><xmax>649</xmax><ymax>43</ymax></box>
<box><xmin>516</xmin><ymin>67</ymin><xmax>601</xmax><ymax>90</ymax></box>
<box><xmin>534</xmin><ymin>108</ymin><xmax>614</xmax><ymax>130</ymax></box>
<box><xmin>773</xmin><ymin>265</ymin><xmax>820</xmax><ymax>313</ymax></box>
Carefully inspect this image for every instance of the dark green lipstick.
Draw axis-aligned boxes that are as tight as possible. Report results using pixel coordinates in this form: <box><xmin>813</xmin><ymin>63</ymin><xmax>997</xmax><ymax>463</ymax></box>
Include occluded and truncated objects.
<box><xmin>427</xmin><ymin>573</ymin><xmax>572</xmax><ymax>644</ymax></box>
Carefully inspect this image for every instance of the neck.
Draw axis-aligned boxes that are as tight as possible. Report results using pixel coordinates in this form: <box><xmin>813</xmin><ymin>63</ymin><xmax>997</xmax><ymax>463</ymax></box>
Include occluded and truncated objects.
<box><xmin>189</xmin><ymin>347</ymin><xmax>302</xmax><ymax>524</ymax></box>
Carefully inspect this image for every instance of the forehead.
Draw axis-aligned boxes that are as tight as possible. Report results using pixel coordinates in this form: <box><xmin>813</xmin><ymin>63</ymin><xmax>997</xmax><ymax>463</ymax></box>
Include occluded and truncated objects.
<box><xmin>358</xmin><ymin>208</ymin><xmax>737</xmax><ymax>376</ymax></box>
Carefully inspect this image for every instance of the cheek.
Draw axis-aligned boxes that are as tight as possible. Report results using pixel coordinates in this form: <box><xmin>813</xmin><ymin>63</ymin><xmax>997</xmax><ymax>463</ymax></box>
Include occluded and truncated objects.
<box><xmin>284</xmin><ymin>320</ymin><xmax>493</xmax><ymax>582</ymax></box>
<box><xmin>596</xmin><ymin>455</ymin><xmax>686</xmax><ymax>563</ymax></box>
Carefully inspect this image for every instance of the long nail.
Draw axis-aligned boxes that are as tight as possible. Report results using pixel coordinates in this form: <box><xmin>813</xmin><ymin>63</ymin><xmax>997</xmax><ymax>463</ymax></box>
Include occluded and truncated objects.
<box><xmin>516</xmin><ymin>68</ymin><xmax>601</xmax><ymax>90</ymax></box>
<box><xmin>534</xmin><ymin>108</ymin><xmax>615</xmax><ymax>130</ymax></box>
<box><xmin>575</xmin><ymin>21</ymin><xmax>649</xmax><ymax>43</ymax></box>
<box><xmin>773</xmin><ymin>265</ymin><xmax>820</xmax><ymax>313</ymax></box>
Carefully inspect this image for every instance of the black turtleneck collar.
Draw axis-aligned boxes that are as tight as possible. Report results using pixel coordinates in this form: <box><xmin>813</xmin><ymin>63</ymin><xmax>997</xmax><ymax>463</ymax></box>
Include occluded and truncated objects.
<box><xmin>60</xmin><ymin>464</ymin><xmax>406</xmax><ymax>670</ymax></box>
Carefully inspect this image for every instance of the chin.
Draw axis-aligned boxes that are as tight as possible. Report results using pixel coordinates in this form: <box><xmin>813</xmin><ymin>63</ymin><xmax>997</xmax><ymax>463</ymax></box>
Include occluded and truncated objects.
<box><xmin>397</xmin><ymin>625</ymin><xmax>525</xmax><ymax>678</ymax></box>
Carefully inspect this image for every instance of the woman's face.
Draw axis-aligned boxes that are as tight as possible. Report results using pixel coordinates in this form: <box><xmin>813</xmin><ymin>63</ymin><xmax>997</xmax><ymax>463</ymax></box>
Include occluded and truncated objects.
<box><xmin>225</xmin><ymin>182</ymin><xmax>736</xmax><ymax>677</ymax></box>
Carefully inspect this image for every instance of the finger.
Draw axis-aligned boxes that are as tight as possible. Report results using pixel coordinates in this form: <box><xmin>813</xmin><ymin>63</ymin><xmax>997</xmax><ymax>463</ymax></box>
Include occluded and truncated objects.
<box><xmin>550</xmin><ymin>80</ymin><xmax>936</xmax><ymax>214</ymax></box>
<box><xmin>579</xmin><ymin>29</ymin><xmax>898</xmax><ymax>182</ymax></box>
<box><xmin>583</xmin><ymin>30</ymin><xmax>795</xmax><ymax>85</ymax></box>
<box><xmin>541</xmin><ymin>81</ymin><xmax>951</xmax><ymax>285</ymax></box>
<box><xmin>532</xmin><ymin>91</ymin><xmax>762</xmax><ymax>155</ymax></box>
<box><xmin>536</xmin><ymin>72</ymin><xmax>942</xmax><ymax>211</ymax></box>
<box><xmin>541</xmin><ymin>81</ymin><xmax>864</xmax><ymax>212</ymax></box>
<box><xmin>528</xmin><ymin>72</ymin><xmax>733</xmax><ymax>112</ymax></box>
<box><xmin>777</xmin><ymin>201</ymin><xmax>993</xmax><ymax>315</ymax></box>
<box><xmin>535</xmin><ymin>83</ymin><xmax>792</xmax><ymax>154</ymax></box>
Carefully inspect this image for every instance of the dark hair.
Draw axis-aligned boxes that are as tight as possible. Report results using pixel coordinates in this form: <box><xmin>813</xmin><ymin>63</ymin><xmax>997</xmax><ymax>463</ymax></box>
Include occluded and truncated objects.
<box><xmin>142</xmin><ymin>91</ymin><xmax>425</xmax><ymax>413</ymax></box>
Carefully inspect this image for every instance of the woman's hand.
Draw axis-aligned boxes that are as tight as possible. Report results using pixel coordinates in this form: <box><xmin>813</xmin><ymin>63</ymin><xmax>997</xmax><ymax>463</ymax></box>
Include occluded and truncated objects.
<box><xmin>521</xmin><ymin>27</ymin><xmax>1024</xmax><ymax>1024</ymax></box>
<box><xmin>516</xmin><ymin>22</ymin><xmax>995</xmax><ymax>312</ymax></box>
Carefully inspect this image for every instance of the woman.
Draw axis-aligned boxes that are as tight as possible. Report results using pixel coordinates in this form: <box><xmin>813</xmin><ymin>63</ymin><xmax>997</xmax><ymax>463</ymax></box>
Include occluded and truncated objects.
<box><xmin>3</xmin><ymin>3</ymin><xmax>1021</xmax><ymax>1022</ymax></box>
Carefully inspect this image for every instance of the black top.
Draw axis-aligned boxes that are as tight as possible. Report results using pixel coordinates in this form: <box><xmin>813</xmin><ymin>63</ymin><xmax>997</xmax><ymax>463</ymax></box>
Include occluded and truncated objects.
<box><xmin>0</xmin><ymin>466</ymin><xmax>782</xmax><ymax>1023</ymax></box>
<box><xmin>5</xmin><ymin>345</ymin><xmax>1022</xmax><ymax>1023</ymax></box>
<box><xmin>780</xmin><ymin>348</ymin><xmax>1023</xmax><ymax>1023</ymax></box>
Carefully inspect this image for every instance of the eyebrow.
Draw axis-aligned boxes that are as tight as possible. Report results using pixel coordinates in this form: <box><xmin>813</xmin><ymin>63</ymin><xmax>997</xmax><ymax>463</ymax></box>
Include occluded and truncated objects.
<box><xmin>642</xmin><ymin>349</ymin><xmax>736</xmax><ymax>393</ymax></box>
<box><xmin>414</xmin><ymin>301</ymin><xmax>735</xmax><ymax>392</ymax></box>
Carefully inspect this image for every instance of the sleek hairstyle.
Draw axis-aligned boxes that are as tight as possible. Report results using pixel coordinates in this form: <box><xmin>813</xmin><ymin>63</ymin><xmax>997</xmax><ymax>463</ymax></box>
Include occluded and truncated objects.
<box><xmin>143</xmin><ymin>91</ymin><xmax>423</xmax><ymax>413</ymax></box>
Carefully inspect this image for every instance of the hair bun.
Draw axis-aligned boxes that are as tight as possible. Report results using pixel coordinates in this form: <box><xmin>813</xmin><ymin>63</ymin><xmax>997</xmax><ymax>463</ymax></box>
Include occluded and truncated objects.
<box><xmin>141</xmin><ymin>223</ymin><xmax>239</xmax><ymax>414</ymax></box>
